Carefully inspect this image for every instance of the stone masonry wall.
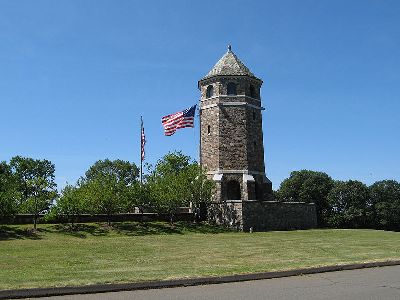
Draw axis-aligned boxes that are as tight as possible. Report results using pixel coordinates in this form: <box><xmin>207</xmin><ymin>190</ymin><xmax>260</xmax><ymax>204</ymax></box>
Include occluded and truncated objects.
<box><xmin>218</xmin><ymin>106</ymin><xmax>248</xmax><ymax>170</ymax></box>
<box><xmin>208</xmin><ymin>201</ymin><xmax>243</xmax><ymax>231</ymax></box>
<box><xmin>200</xmin><ymin>75</ymin><xmax>265</xmax><ymax>174</ymax></box>
<box><xmin>200</xmin><ymin>106</ymin><xmax>219</xmax><ymax>171</ymax></box>
<box><xmin>242</xmin><ymin>201</ymin><xmax>317</xmax><ymax>231</ymax></box>
<box><xmin>209</xmin><ymin>201</ymin><xmax>317</xmax><ymax>231</ymax></box>
<box><xmin>246</xmin><ymin>106</ymin><xmax>265</xmax><ymax>173</ymax></box>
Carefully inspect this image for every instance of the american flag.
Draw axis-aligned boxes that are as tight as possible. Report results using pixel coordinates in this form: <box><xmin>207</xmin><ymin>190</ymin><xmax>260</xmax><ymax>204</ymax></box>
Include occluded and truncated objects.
<box><xmin>141</xmin><ymin>118</ymin><xmax>146</xmax><ymax>161</ymax></box>
<box><xmin>161</xmin><ymin>105</ymin><xmax>196</xmax><ymax>136</ymax></box>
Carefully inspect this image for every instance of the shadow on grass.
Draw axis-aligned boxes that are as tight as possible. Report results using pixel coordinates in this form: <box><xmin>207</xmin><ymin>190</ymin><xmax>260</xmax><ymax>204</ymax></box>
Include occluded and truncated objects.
<box><xmin>0</xmin><ymin>222</ymin><xmax>233</xmax><ymax>239</ymax></box>
<box><xmin>113</xmin><ymin>222</ymin><xmax>182</xmax><ymax>236</ymax></box>
<box><xmin>113</xmin><ymin>221</ymin><xmax>233</xmax><ymax>236</ymax></box>
<box><xmin>176</xmin><ymin>222</ymin><xmax>234</xmax><ymax>234</ymax></box>
<box><xmin>0</xmin><ymin>226</ymin><xmax>43</xmax><ymax>241</ymax></box>
<box><xmin>49</xmin><ymin>224</ymin><xmax>109</xmax><ymax>238</ymax></box>
<box><xmin>46</xmin><ymin>222</ymin><xmax>233</xmax><ymax>238</ymax></box>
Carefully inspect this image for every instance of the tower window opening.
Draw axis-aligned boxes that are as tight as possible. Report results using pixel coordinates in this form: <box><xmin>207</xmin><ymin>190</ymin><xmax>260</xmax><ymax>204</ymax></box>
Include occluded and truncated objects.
<box><xmin>250</xmin><ymin>85</ymin><xmax>256</xmax><ymax>98</ymax></box>
<box><xmin>206</xmin><ymin>85</ymin><xmax>214</xmax><ymax>98</ymax></box>
<box><xmin>227</xmin><ymin>82</ymin><xmax>237</xmax><ymax>95</ymax></box>
<box><xmin>253</xmin><ymin>112</ymin><xmax>256</xmax><ymax>121</ymax></box>
<box><xmin>227</xmin><ymin>180</ymin><xmax>241</xmax><ymax>200</ymax></box>
<box><xmin>255</xmin><ymin>182</ymin><xmax>262</xmax><ymax>200</ymax></box>
<box><xmin>207</xmin><ymin>125</ymin><xmax>211</xmax><ymax>135</ymax></box>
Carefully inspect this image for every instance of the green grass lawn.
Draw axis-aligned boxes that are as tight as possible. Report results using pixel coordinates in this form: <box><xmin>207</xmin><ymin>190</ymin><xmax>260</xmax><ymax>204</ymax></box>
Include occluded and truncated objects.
<box><xmin>1</xmin><ymin>222</ymin><xmax>399</xmax><ymax>290</ymax></box>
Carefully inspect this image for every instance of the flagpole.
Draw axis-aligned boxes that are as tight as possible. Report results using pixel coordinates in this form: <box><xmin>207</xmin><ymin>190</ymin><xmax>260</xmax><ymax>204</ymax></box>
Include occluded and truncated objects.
<box><xmin>140</xmin><ymin>116</ymin><xmax>143</xmax><ymax>185</ymax></box>
<box><xmin>198</xmin><ymin>101</ymin><xmax>203</xmax><ymax>218</ymax></box>
<box><xmin>198</xmin><ymin>101</ymin><xmax>202</xmax><ymax>168</ymax></box>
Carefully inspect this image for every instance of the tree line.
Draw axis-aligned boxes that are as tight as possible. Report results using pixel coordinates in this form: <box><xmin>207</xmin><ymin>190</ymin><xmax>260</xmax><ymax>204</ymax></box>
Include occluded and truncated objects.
<box><xmin>275</xmin><ymin>170</ymin><xmax>400</xmax><ymax>231</ymax></box>
<box><xmin>1</xmin><ymin>156</ymin><xmax>399</xmax><ymax>231</ymax></box>
<box><xmin>0</xmin><ymin>152</ymin><xmax>214</xmax><ymax>227</ymax></box>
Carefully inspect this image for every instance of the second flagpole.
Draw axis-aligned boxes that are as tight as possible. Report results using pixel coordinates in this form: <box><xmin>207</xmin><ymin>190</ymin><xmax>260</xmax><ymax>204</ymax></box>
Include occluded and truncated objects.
<box><xmin>140</xmin><ymin>116</ymin><xmax>143</xmax><ymax>185</ymax></box>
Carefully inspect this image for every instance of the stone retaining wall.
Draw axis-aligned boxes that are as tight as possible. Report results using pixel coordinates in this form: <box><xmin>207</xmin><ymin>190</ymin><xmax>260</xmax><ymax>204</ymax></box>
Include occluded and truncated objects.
<box><xmin>209</xmin><ymin>201</ymin><xmax>317</xmax><ymax>231</ymax></box>
<box><xmin>1</xmin><ymin>212</ymin><xmax>194</xmax><ymax>225</ymax></box>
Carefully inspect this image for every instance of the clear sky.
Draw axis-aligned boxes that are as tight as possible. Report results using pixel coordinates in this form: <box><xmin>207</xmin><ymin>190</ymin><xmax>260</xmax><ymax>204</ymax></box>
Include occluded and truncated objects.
<box><xmin>1</xmin><ymin>0</ymin><xmax>399</xmax><ymax>190</ymax></box>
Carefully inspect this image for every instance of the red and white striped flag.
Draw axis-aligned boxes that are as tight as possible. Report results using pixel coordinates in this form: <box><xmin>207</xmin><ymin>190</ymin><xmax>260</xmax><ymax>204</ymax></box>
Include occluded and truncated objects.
<box><xmin>141</xmin><ymin>118</ymin><xmax>146</xmax><ymax>161</ymax></box>
<box><xmin>161</xmin><ymin>105</ymin><xmax>196</xmax><ymax>136</ymax></box>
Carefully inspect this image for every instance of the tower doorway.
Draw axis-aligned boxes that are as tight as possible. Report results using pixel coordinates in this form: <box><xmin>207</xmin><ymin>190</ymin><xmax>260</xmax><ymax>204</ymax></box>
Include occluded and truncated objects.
<box><xmin>255</xmin><ymin>182</ymin><xmax>262</xmax><ymax>200</ymax></box>
<box><xmin>227</xmin><ymin>180</ymin><xmax>241</xmax><ymax>200</ymax></box>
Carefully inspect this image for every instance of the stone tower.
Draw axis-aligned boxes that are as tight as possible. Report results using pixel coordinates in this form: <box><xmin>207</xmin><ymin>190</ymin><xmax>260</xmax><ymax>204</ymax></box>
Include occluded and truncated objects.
<box><xmin>198</xmin><ymin>46</ymin><xmax>272</xmax><ymax>203</ymax></box>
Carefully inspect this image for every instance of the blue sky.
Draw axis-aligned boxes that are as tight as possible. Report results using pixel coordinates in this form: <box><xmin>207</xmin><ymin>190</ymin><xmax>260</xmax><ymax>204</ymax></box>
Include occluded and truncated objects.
<box><xmin>1</xmin><ymin>0</ymin><xmax>399</xmax><ymax>189</ymax></box>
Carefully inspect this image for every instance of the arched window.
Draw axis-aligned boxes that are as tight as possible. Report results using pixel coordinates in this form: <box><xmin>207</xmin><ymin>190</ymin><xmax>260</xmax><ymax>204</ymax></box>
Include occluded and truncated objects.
<box><xmin>227</xmin><ymin>82</ymin><xmax>237</xmax><ymax>95</ymax></box>
<box><xmin>206</xmin><ymin>85</ymin><xmax>214</xmax><ymax>98</ymax></box>
<box><xmin>227</xmin><ymin>180</ymin><xmax>241</xmax><ymax>200</ymax></box>
<box><xmin>207</xmin><ymin>125</ymin><xmax>211</xmax><ymax>135</ymax></box>
<box><xmin>249</xmin><ymin>85</ymin><xmax>256</xmax><ymax>98</ymax></box>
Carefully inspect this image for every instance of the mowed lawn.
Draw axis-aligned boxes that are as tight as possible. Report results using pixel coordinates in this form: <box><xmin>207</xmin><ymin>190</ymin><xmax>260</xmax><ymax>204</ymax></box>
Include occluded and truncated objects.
<box><xmin>1</xmin><ymin>222</ymin><xmax>400</xmax><ymax>290</ymax></box>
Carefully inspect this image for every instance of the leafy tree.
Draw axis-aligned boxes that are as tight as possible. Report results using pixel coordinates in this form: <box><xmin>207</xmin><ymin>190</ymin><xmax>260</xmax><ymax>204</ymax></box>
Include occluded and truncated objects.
<box><xmin>148</xmin><ymin>172</ymin><xmax>188</xmax><ymax>223</ymax></box>
<box><xmin>23</xmin><ymin>177</ymin><xmax>58</xmax><ymax>229</ymax></box>
<box><xmin>56</xmin><ymin>184</ymin><xmax>87</xmax><ymax>226</ymax></box>
<box><xmin>147</xmin><ymin>152</ymin><xmax>214</xmax><ymax>223</ymax></box>
<box><xmin>277</xmin><ymin>170</ymin><xmax>334</xmax><ymax>226</ymax></box>
<box><xmin>85</xmin><ymin>159</ymin><xmax>139</xmax><ymax>186</ymax></box>
<box><xmin>185</xmin><ymin>164</ymin><xmax>215</xmax><ymax>220</ymax></box>
<box><xmin>83</xmin><ymin>174</ymin><xmax>127</xmax><ymax>226</ymax></box>
<box><xmin>150</xmin><ymin>151</ymin><xmax>192</xmax><ymax>177</ymax></box>
<box><xmin>124</xmin><ymin>182</ymin><xmax>151</xmax><ymax>213</ymax></box>
<box><xmin>0</xmin><ymin>161</ymin><xmax>20</xmax><ymax>220</ymax></box>
<box><xmin>81</xmin><ymin>159</ymin><xmax>140</xmax><ymax>220</ymax></box>
<box><xmin>51</xmin><ymin>159</ymin><xmax>139</xmax><ymax>225</ymax></box>
<box><xmin>369</xmin><ymin>180</ymin><xmax>400</xmax><ymax>231</ymax></box>
<box><xmin>9</xmin><ymin>156</ymin><xmax>57</xmax><ymax>228</ymax></box>
<box><xmin>326</xmin><ymin>180</ymin><xmax>370</xmax><ymax>228</ymax></box>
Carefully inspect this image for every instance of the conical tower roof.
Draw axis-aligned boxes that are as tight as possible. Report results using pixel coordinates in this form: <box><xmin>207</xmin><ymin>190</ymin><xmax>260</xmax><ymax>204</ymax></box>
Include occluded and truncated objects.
<box><xmin>201</xmin><ymin>45</ymin><xmax>258</xmax><ymax>80</ymax></box>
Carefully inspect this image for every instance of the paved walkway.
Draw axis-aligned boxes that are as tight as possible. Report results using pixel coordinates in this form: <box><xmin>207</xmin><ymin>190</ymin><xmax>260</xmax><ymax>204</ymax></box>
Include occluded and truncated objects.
<box><xmin>31</xmin><ymin>265</ymin><xmax>400</xmax><ymax>300</ymax></box>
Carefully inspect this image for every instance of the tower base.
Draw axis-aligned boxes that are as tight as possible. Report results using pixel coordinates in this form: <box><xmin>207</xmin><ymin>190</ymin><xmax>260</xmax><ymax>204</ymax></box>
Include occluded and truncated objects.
<box><xmin>209</xmin><ymin>171</ymin><xmax>273</xmax><ymax>202</ymax></box>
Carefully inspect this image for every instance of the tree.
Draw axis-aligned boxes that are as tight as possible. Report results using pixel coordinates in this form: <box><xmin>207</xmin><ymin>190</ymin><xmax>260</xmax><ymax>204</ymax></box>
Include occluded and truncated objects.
<box><xmin>24</xmin><ymin>177</ymin><xmax>58</xmax><ymax>229</ymax></box>
<box><xmin>369</xmin><ymin>180</ymin><xmax>400</xmax><ymax>231</ymax></box>
<box><xmin>326</xmin><ymin>180</ymin><xmax>370</xmax><ymax>228</ymax></box>
<box><xmin>9</xmin><ymin>156</ymin><xmax>57</xmax><ymax>228</ymax></box>
<box><xmin>0</xmin><ymin>161</ymin><xmax>19</xmax><ymax>220</ymax></box>
<box><xmin>82</xmin><ymin>159</ymin><xmax>140</xmax><ymax>220</ymax></box>
<box><xmin>85</xmin><ymin>159</ymin><xmax>139</xmax><ymax>186</ymax></box>
<box><xmin>148</xmin><ymin>173</ymin><xmax>188</xmax><ymax>223</ymax></box>
<box><xmin>277</xmin><ymin>170</ymin><xmax>334</xmax><ymax>226</ymax></box>
<box><xmin>151</xmin><ymin>152</ymin><xmax>191</xmax><ymax>178</ymax></box>
<box><xmin>124</xmin><ymin>181</ymin><xmax>150</xmax><ymax>213</ymax></box>
<box><xmin>56</xmin><ymin>184</ymin><xmax>87</xmax><ymax>226</ymax></box>
<box><xmin>147</xmin><ymin>152</ymin><xmax>214</xmax><ymax>223</ymax></box>
<box><xmin>83</xmin><ymin>174</ymin><xmax>127</xmax><ymax>226</ymax></box>
<box><xmin>84</xmin><ymin>159</ymin><xmax>139</xmax><ymax>218</ymax></box>
<box><xmin>185</xmin><ymin>164</ymin><xmax>215</xmax><ymax>220</ymax></box>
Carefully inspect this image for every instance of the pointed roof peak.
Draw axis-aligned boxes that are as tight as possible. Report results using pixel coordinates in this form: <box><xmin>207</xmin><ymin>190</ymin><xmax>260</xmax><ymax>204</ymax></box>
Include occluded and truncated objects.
<box><xmin>202</xmin><ymin>46</ymin><xmax>257</xmax><ymax>80</ymax></box>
